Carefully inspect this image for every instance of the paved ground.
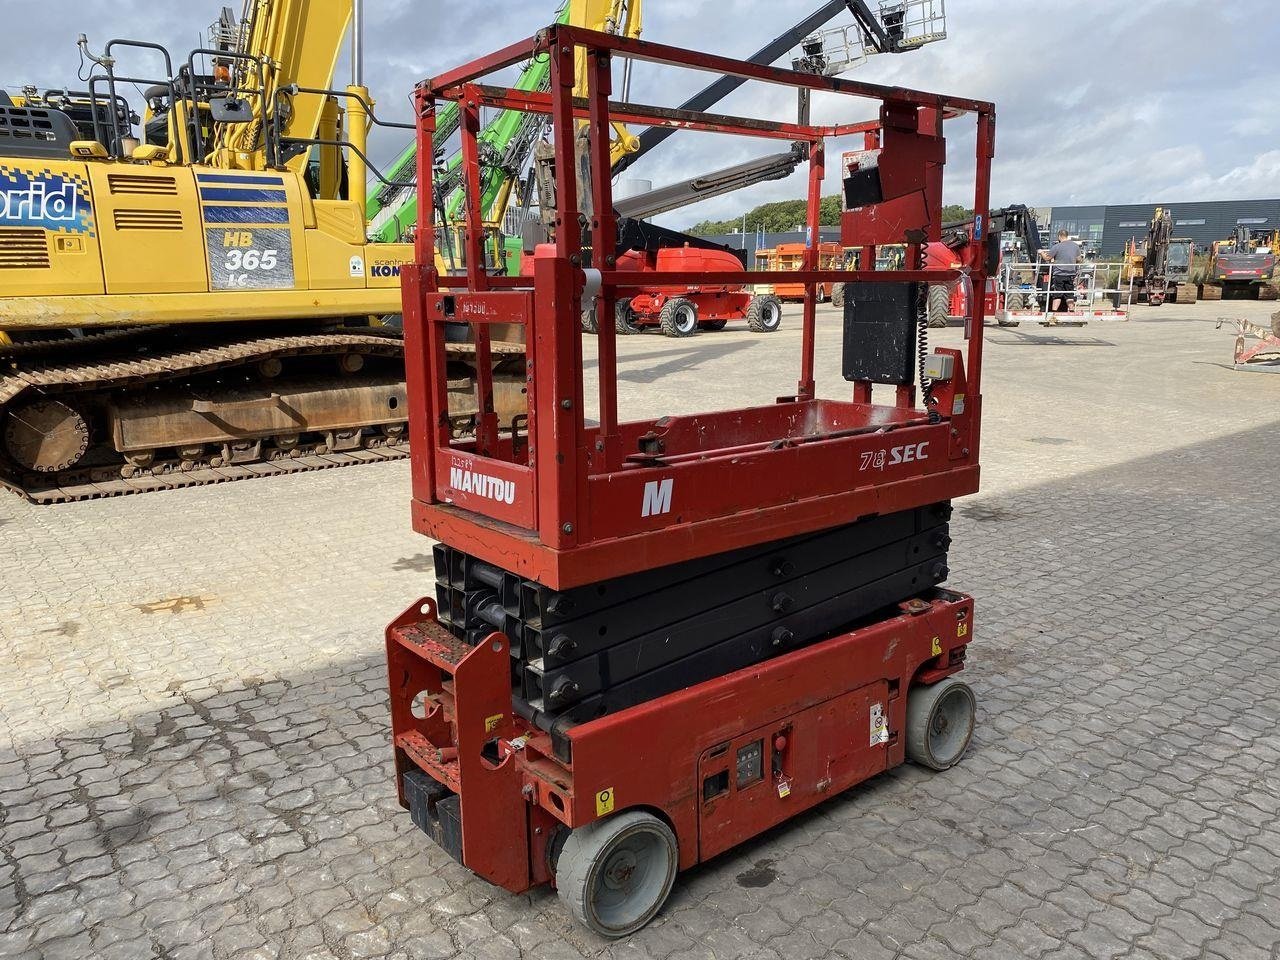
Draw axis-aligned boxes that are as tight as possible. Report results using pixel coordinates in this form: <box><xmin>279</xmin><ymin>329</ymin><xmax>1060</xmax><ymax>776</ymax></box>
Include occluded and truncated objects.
<box><xmin>2</xmin><ymin>300</ymin><xmax>1279</xmax><ymax>960</ymax></box>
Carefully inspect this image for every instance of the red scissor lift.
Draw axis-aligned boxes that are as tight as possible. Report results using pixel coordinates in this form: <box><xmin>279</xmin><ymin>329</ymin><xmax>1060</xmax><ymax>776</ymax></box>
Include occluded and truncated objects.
<box><xmin>389</xmin><ymin>24</ymin><xmax>995</xmax><ymax>937</ymax></box>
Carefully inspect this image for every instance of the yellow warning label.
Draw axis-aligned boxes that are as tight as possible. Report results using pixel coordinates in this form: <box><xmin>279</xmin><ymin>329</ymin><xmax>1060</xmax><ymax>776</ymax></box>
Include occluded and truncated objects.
<box><xmin>484</xmin><ymin>713</ymin><xmax>504</xmax><ymax>733</ymax></box>
<box><xmin>595</xmin><ymin>787</ymin><xmax>615</xmax><ymax>816</ymax></box>
<box><xmin>931</xmin><ymin>636</ymin><xmax>943</xmax><ymax>656</ymax></box>
<box><xmin>957</xmin><ymin>621</ymin><xmax>969</xmax><ymax>638</ymax></box>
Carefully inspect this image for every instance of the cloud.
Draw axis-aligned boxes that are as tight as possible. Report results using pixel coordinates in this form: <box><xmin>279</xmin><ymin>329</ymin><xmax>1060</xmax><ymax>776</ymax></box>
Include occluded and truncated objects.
<box><xmin>4</xmin><ymin>0</ymin><xmax>1275</xmax><ymax>228</ymax></box>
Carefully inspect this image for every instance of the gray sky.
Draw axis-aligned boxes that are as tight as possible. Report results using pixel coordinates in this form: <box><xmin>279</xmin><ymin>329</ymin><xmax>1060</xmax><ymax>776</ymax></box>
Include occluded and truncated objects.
<box><xmin>4</xmin><ymin>0</ymin><xmax>1276</xmax><ymax>227</ymax></box>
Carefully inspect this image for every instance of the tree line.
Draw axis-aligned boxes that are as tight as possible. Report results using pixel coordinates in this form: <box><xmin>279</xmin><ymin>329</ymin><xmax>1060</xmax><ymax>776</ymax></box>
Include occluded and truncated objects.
<box><xmin>687</xmin><ymin>197</ymin><xmax>974</xmax><ymax>236</ymax></box>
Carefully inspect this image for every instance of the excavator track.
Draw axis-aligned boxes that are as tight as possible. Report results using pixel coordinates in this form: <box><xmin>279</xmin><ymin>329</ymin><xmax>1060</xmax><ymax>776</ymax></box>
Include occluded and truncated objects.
<box><xmin>0</xmin><ymin>329</ymin><xmax>413</xmax><ymax>504</ymax></box>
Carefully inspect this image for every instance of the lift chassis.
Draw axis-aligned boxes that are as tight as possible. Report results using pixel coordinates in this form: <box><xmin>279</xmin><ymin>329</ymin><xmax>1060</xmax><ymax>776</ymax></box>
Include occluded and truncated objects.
<box><xmin>389</xmin><ymin>24</ymin><xmax>994</xmax><ymax>936</ymax></box>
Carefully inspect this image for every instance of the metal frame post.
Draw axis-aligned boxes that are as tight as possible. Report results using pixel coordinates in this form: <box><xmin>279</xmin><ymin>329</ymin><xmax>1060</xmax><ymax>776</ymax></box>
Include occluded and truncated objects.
<box><xmin>587</xmin><ymin>45</ymin><xmax>620</xmax><ymax>454</ymax></box>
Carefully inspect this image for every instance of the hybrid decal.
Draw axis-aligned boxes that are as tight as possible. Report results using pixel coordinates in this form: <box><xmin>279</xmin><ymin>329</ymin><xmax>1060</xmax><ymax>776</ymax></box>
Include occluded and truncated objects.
<box><xmin>0</xmin><ymin>167</ymin><xmax>92</xmax><ymax>234</ymax></box>
<box><xmin>859</xmin><ymin>441</ymin><xmax>930</xmax><ymax>472</ymax></box>
<box><xmin>449</xmin><ymin>465</ymin><xmax>516</xmax><ymax>506</ymax></box>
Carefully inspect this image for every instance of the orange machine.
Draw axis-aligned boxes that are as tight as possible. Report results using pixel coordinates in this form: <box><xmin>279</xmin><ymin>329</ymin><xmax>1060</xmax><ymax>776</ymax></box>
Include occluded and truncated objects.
<box><xmin>755</xmin><ymin>242</ymin><xmax>844</xmax><ymax>301</ymax></box>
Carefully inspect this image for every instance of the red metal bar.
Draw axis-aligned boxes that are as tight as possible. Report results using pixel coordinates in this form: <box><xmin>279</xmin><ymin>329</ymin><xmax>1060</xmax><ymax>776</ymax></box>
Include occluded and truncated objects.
<box><xmin>422</xmin><ymin>26</ymin><xmax>993</xmax><ymax>118</ymax></box>
<box><xmin>424</xmin><ymin>33</ymin><xmax>547</xmax><ymax>94</ymax></box>
<box><xmin>413</xmin><ymin>89</ymin><xmax>437</xmax><ymax>272</ymax></box>
<box><xmin>458</xmin><ymin>90</ymin><xmax>489</xmax><ymax>294</ymax></box>
<box><xmin>437</xmin><ymin>275</ymin><xmax>530</xmax><ymax>289</ymax></box>
<box><xmin>853</xmin><ymin>128</ymin><xmax>880</xmax><ymax>406</ymax></box>
<box><xmin>602</xmin><ymin>269</ymin><xmax>959</xmax><ymax>287</ymax></box>
<box><xmin>536</xmin><ymin>43</ymin><xmax>586</xmax><ymax>551</ymax></box>
<box><xmin>831</xmin><ymin>119</ymin><xmax>884</xmax><ymax>137</ymax></box>
<box><xmin>968</xmin><ymin>109</ymin><xmax>995</xmax><ymax>458</ymax></box>
<box><xmin>798</xmin><ymin>139</ymin><xmax>824</xmax><ymax>400</ymax></box>
<box><xmin>452</xmin><ymin>84</ymin><xmax>827</xmax><ymax>143</ymax></box>
<box><xmin>587</xmin><ymin>48</ymin><xmax>620</xmax><ymax>449</ymax></box>
<box><xmin>404</xmin><ymin>87</ymin><xmax>438</xmax><ymax>507</ymax></box>
<box><xmin>400</xmin><ymin>265</ymin><xmax>433</xmax><ymax>506</ymax></box>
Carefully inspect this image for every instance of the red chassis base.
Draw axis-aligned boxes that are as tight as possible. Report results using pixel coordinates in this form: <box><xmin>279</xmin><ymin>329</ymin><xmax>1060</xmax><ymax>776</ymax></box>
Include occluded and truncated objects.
<box><xmin>387</xmin><ymin>589</ymin><xmax>973</xmax><ymax>896</ymax></box>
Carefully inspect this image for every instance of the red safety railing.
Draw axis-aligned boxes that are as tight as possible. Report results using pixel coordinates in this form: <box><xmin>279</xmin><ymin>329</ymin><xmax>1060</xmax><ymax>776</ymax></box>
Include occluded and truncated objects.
<box><xmin>401</xmin><ymin>24</ymin><xmax>996</xmax><ymax>591</ymax></box>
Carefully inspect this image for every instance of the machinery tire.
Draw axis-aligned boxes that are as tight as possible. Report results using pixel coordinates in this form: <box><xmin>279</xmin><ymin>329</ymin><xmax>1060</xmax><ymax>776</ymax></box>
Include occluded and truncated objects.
<box><xmin>582</xmin><ymin>306</ymin><xmax>599</xmax><ymax>334</ymax></box>
<box><xmin>659</xmin><ymin>298</ymin><xmax>699</xmax><ymax>338</ymax></box>
<box><xmin>615</xmin><ymin>298</ymin><xmax>643</xmax><ymax>335</ymax></box>
<box><xmin>556</xmin><ymin>811</ymin><xmax>678</xmax><ymax>938</ymax></box>
<box><xmin>1004</xmin><ymin>292</ymin><xmax>1025</xmax><ymax>311</ymax></box>
<box><xmin>927</xmin><ymin>284</ymin><xmax>951</xmax><ymax>328</ymax></box>
<box><xmin>746</xmin><ymin>295</ymin><xmax>783</xmax><ymax>333</ymax></box>
<box><xmin>831</xmin><ymin>283</ymin><xmax>846</xmax><ymax>309</ymax></box>
<box><xmin>905</xmin><ymin>676</ymin><xmax>976</xmax><ymax>771</ymax></box>
<box><xmin>701</xmin><ymin>319</ymin><xmax>728</xmax><ymax>331</ymax></box>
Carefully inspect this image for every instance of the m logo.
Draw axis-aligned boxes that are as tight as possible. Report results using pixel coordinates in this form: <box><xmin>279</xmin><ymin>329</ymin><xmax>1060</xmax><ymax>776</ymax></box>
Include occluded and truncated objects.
<box><xmin>641</xmin><ymin>478</ymin><xmax>674</xmax><ymax>518</ymax></box>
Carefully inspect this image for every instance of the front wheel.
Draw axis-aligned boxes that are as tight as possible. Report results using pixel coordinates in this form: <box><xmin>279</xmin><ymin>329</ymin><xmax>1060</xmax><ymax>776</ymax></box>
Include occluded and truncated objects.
<box><xmin>927</xmin><ymin>284</ymin><xmax>951</xmax><ymax>328</ymax></box>
<box><xmin>556</xmin><ymin>811</ymin><xmax>679</xmax><ymax>938</ymax></box>
<box><xmin>746</xmin><ymin>294</ymin><xmax>783</xmax><ymax>333</ymax></box>
<box><xmin>615</xmin><ymin>298</ymin><xmax>643</xmax><ymax>335</ymax></box>
<box><xmin>659</xmin><ymin>298</ymin><xmax>699</xmax><ymax>337</ymax></box>
<box><xmin>905</xmin><ymin>676</ymin><xmax>975</xmax><ymax>771</ymax></box>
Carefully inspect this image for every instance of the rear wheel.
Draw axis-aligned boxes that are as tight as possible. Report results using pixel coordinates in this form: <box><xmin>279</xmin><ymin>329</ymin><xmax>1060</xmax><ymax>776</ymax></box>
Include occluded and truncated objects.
<box><xmin>746</xmin><ymin>295</ymin><xmax>783</xmax><ymax>333</ymax></box>
<box><xmin>927</xmin><ymin>284</ymin><xmax>951</xmax><ymax>328</ymax></box>
<box><xmin>615</xmin><ymin>298</ymin><xmax>643</xmax><ymax>335</ymax></box>
<box><xmin>659</xmin><ymin>298</ymin><xmax>699</xmax><ymax>338</ymax></box>
<box><xmin>556</xmin><ymin>811</ymin><xmax>679</xmax><ymax>938</ymax></box>
<box><xmin>905</xmin><ymin>676</ymin><xmax>976</xmax><ymax>771</ymax></box>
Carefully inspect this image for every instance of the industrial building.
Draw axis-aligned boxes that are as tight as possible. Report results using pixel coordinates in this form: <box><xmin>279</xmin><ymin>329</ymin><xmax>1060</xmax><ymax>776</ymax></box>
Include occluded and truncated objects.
<box><xmin>706</xmin><ymin>199</ymin><xmax>1280</xmax><ymax>260</ymax></box>
<box><xmin>1045</xmin><ymin>198</ymin><xmax>1280</xmax><ymax>255</ymax></box>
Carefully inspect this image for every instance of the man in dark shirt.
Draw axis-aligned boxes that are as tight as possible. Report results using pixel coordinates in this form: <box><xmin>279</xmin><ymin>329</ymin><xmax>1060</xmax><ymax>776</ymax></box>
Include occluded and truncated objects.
<box><xmin>1041</xmin><ymin>230</ymin><xmax>1081</xmax><ymax>313</ymax></box>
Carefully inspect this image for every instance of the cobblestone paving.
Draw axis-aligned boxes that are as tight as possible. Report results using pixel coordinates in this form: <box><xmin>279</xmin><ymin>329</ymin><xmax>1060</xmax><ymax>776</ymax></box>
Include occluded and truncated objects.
<box><xmin>2</xmin><ymin>303</ymin><xmax>1279</xmax><ymax>959</ymax></box>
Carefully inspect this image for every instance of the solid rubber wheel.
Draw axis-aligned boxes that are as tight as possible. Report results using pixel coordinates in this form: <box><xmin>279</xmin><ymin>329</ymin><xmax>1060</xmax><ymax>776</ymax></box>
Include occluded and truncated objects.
<box><xmin>659</xmin><ymin>298</ymin><xmax>699</xmax><ymax>337</ymax></box>
<box><xmin>927</xmin><ymin>284</ymin><xmax>951</xmax><ymax>328</ymax></box>
<box><xmin>746</xmin><ymin>295</ymin><xmax>782</xmax><ymax>333</ymax></box>
<box><xmin>905</xmin><ymin>676</ymin><xmax>975</xmax><ymax>771</ymax></box>
<box><xmin>615</xmin><ymin>298</ymin><xmax>643</xmax><ymax>335</ymax></box>
<box><xmin>556</xmin><ymin>811</ymin><xmax>678</xmax><ymax>938</ymax></box>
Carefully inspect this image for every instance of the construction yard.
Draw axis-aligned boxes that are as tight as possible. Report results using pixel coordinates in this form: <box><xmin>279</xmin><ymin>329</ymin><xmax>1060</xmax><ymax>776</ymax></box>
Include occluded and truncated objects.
<box><xmin>2</xmin><ymin>300</ymin><xmax>1278</xmax><ymax>960</ymax></box>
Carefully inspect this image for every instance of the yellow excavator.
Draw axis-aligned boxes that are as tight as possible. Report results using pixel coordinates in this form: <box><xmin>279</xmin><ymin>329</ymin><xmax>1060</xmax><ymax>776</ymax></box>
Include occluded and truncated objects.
<box><xmin>0</xmin><ymin>0</ymin><xmax>640</xmax><ymax>502</ymax></box>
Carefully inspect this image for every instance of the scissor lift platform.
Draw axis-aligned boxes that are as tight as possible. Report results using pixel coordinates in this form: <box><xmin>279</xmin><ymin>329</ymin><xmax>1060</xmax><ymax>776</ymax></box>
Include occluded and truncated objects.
<box><xmin>389</xmin><ymin>22</ymin><xmax>995</xmax><ymax>936</ymax></box>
